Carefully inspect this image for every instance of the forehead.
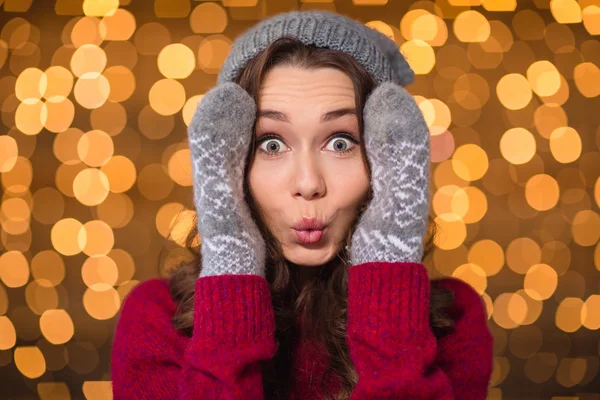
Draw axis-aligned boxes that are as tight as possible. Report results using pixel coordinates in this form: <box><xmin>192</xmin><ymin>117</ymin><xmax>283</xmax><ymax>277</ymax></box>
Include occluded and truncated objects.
<box><xmin>258</xmin><ymin>66</ymin><xmax>356</xmax><ymax>109</ymax></box>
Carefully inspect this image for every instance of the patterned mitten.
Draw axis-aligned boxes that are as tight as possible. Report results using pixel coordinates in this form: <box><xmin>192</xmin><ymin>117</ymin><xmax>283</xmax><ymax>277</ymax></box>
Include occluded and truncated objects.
<box><xmin>188</xmin><ymin>82</ymin><xmax>266</xmax><ymax>278</ymax></box>
<box><xmin>349</xmin><ymin>82</ymin><xmax>431</xmax><ymax>265</ymax></box>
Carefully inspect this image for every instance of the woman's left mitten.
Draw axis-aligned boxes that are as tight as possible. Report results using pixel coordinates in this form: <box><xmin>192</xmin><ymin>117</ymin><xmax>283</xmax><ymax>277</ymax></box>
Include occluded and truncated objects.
<box><xmin>350</xmin><ymin>82</ymin><xmax>431</xmax><ymax>266</ymax></box>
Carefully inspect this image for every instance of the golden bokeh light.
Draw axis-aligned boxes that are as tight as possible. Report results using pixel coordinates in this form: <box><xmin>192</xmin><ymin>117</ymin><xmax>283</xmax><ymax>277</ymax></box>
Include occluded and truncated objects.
<box><xmin>53</xmin><ymin>128</ymin><xmax>84</xmax><ymax>165</ymax></box>
<box><xmin>452</xmin><ymin>143</ymin><xmax>489</xmax><ymax>181</ymax></box>
<box><xmin>15</xmin><ymin>98</ymin><xmax>45</xmax><ymax>136</ymax></box>
<box><xmin>453</xmin><ymin>10</ymin><xmax>490</xmax><ymax>42</ymax></box>
<box><xmin>83</xmin><ymin>0</ymin><xmax>119</xmax><ymax>17</ymax></box>
<box><xmin>167</xmin><ymin>149</ymin><xmax>193</xmax><ymax>186</ymax></box>
<box><xmin>44</xmin><ymin>97</ymin><xmax>75</xmax><ymax>133</ymax></box>
<box><xmin>525</xmin><ymin>174</ymin><xmax>560</xmax><ymax>211</ymax></box>
<box><xmin>524</xmin><ymin>264</ymin><xmax>558</xmax><ymax>300</ymax></box>
<box><xmin>182</xmin><ymin>94</ymin><xmax>203</xmax><ymax>126</ymax></box>
<box><xmin>157</xmin><ymin>44</ymin><xmax>196</xmax><ymax>79</ymax></box>
<box><xmin>506</xmin><ymin>237</ymin><xmax>541</xmax><ymax>274</ymax></box>
<box><xmin>0</xmin><ymin>135</ymin><xmax>18</xmax><ymax>172</ymax></box>
<box><xmin>25</xmin><ymin>280</ymin><xmax>59</xmax><ymax>315</ymax></box>
<box><xmin>96</xmin><ymin>192</ymin><xmax>134</xmax><ymax>228</ymax></box>
<box><xmin>571</xmin><ymin>210</ymin><xmax>600</xmax><ymax>246</ymax></box>
<box><xmin>433</xmin><ymin>213</ymin><xmax>467</xmax><ymax>250</ymax></box>
<box><xmin>77</xmin><ymin>130</ymin><xmax>114</xmax><ymax>167</ymax></box>
<box><xmin>461</xmin><ymin>186</ymin><xmax>487</xmax><ymax>223</ymax></box>
<box><xmin>0</xmin><ymin>316</ymin><xmax>17</xmax><ymax>350</ymax></box>
<box><xmin>50</xmin><ymin>218</ymin><xmax>85</xmax><ymax>256</ymax></box>
<box><xmin>149</xmin><ymin>78</ymin><xmax>186</xmax><ymax>115</ymax></box>
<box><xmin>582</xmin><ymin>5</ymin><xmax>600</xmax><ymax>34</ymax></box>
<box><xmin>82</xmin><ymin>381</ymin><xmax>113</xmax><ymax>400</ymax></box>
<box><xmin>37</xmin><ymin>382</ymin><xmax>71</xmax><ymax>399</ymax></box>
<box><xmin>493</xmin><ymin>292</ymin><xmax>527</xmax><ymax>329</ymax></box>
<box><xmin>42</xmin><ymin>65</ymin><xmax>73</xmax><ymax>100</ymax></box>
<box><xmin>81</xmin><ymin>220</ymin><xmax>114</xmax><ymax>256</ymax></box>
<box><xmin>550</xmin><ymin>0</ymin><xmax>583</xmax><ymax>23</ymax></box>
<box><xmin>167</xmin><ymin>209</ymin><xmax>197</xmax><ymax>246</ymax></box>
<box><xmin>108</xmin><ymin>248</ymin><xmax>135</xmax><ymax>285</ymax></box>
<box><xmin>15</xmin><ymin>67</ymin><xmax>45</xmax><ymax>101</ymax></box>
<box><xmin>515</xmin><ymin>289</ymin><xmax>543</xmax><ymax>326</ymax></box>
<box><xmin>418</xmin><ymin>97</ymin><xmax>451</xmax><ymax>135</ymax></box>
<box><xmin>526</xmin><ymin>60</ymin><xmax>561</xmax><ymax>97</ymax></box>
<box><xmin>14</xmin><ymin>346</ymin><xmax>46</xmax><ymax>379</ymax></box>
<box><xmin>573</xmin><ymin>62</ymin><xmax>600</xmax><ymax>98</ymax></box>
<box><xmin>197</xmin><ymin>34</ymin><xmax>231</xmax><ymax>73</ymax></box>
<box><xmin>190</xmin><ymin>2</ymin><xmax>228</xmax><ymax>34</ymax></box>
<box><xmin>0</xmin><ymin>250</ymin><xmax>30</xmax><ymax>288</ymax></box>
<box><xmin>83</xmin><ymin>284</ymin><xmax>120</xmax><ymax>320</ymax></box>
<box><xmin>74</xmin><ymin>72</ymin><xmax>110</xmax><ymax>109</ymax></box>
<box><xmin>468</xmin><ymin>239</ymin><xmax>504</xmax><ymax>276</ymax></box>
<box><xmin>533</xmin><ymin>103</ymin><xmax>568</xmax><ymax>139</ymax></box>
<box><xmin>70</xmin><ymin>16</ymin><xmax>103</xmax><ymax>48</ymax></box>
<box><xmin>31</xmin><ymin>250</ymin><xmax>65</xmax><ymax>287</ymax></box>
<box><xmin>549</xmin><ymin>127</ymin><xmax>581</xmax><ymax>164</ymax></box>
<box><xmin>99</xmin><ymin>8</ymin><xmax>136</xmax><ymax>40</ymax></box>
<box><xmin>156</xmin><ymin>202</ymin><xmax>186</xmax><ymax>238</ymax></box>
<box><xmin>0</xmin><ymin>285</ymin><xmax>8</xmax><ymax>315</ymax></box>
<box><xmin>555</xmin><ymin>297</ymin><xmax>583</xmax><ymax>333</ymax></box>
<box><xmin>400</xmin><ymin>40</ymin><xmax>435</xmax><ymax>75</ymax></box>
<box><xmin>82</xmin><ymin>255</ymin><xmax>119</xmax><ymax>287</ymax></box>
<box><xmin>73</xmin><ymin>168</ymin><xmax>110</xmax><ymax>206</ymax></box>
<box><xmin>452</xmin><ymin>263</ymin><xmax>487</xmax><ymax>294</ymax></box>
<box><xmin>70</xmin><ymin>44</ymin><xmax>106</xmax><ymax>78</ymax></box>
<box><xmin>100</xmin><ymin>155</ymin><xmax>136</xmax><ymax>193</ymax></box>
<box><xmin>581</xmin><ymin>294</ymin><xmax>600</xmax><ymax>330</ymax></box>
<box><xmin>496</xmin><ymin>73</ymin><xmax>532</xmax><ymax>110</ymax></box>
<box><xmin>103</xmin><ymin>65</ymin><xmax>135</xmax><ymax>102</ymax></box>
<box><xmin>500</xmin><ymin>128</ymin><xmax>536</xmax><ymax>165</ymax></box>
<box><xmin>483</xmin><ymin>0</ymin><xmax>516</xmax><ymax>11</ymax></box>
<box><xmin>401</xmin><ymin>9</ymin><xmax>447</xmax><ymax>46</ymax></box>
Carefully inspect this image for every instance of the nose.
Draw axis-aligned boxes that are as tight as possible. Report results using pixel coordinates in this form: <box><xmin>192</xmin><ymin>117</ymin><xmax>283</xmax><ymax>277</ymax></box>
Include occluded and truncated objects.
<box><xmin>291</xmin><ymin>152</ymin><xmax>326</xmax><ymax>201</ymax></box>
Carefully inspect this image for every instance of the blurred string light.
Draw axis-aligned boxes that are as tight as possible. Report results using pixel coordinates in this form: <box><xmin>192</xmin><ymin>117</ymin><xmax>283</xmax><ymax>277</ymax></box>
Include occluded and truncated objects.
<box><xmin>0</xmin><ymin>0</ymin><xmax>599</xmax><ymax>398</ymax></box>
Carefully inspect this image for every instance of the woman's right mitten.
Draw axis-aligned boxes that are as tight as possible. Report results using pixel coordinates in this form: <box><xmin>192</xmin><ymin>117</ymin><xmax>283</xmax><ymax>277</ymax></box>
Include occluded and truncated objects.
<box><xmin>187</xmin><ymin>82</ymin><xmax>266</xmax><ymax>278</ymax></box>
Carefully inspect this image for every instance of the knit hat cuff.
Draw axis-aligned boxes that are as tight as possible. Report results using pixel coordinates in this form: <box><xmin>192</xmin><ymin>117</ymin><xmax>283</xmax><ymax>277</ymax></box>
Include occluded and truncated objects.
<box><xmin>217</xmin><ymin>10</ymin><xmax>414</xmax><ymax>86</ymax></box>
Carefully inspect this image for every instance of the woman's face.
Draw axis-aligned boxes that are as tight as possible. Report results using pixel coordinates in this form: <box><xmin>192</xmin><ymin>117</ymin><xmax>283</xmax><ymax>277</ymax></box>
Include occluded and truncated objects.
<box><xmin>248</xmin><ymin>66</ymin><xmax>370</xmax><ymax>266</ymax></box>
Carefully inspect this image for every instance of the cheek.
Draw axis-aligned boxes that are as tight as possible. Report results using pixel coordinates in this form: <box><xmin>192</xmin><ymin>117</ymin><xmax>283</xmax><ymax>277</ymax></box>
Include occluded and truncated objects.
<box><xmin>324</xmin><ymin>159</ymin><xmax>370</xmax><ymax>210</ymax></box>
<box><xmin>247</xmin><ymin>161</ymin><xmax>285</xmax><ymax>217</ymax></box>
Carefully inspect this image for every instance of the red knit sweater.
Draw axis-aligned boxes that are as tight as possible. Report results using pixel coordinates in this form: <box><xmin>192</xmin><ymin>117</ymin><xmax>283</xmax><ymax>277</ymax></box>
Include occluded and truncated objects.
<box><xmin>111</xmin><ymin>262</ymin><xmax>494</xmax><ymax>399</ymax></box>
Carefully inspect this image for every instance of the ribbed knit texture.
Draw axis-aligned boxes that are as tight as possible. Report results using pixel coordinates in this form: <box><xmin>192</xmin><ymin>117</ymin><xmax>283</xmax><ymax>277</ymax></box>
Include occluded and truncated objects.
<box><xmin>217</xmin><ymin>10</ymin><xmax>415</xmax><ymax>87</ymax></box>
<box><xmin>111</xmin><ymin>262</ymin><xmax>494</xmax><ymax>399</ymax></box>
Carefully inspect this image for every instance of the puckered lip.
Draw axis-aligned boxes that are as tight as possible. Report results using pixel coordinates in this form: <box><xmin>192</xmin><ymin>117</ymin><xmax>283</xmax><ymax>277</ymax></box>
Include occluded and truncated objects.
<box><xmin>291</xmin><ymin>217</ymin><xmax>326</xmax><ymax>231</ymax></box>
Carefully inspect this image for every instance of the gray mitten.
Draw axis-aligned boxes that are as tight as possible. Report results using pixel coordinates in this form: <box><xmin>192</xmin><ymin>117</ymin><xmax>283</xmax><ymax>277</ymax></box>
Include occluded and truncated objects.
<box><xmin>349</xmin><ymin>82</ymin><xmax>431</xmax><ymax>265</ymax></box>
<box><xmin>188</xmin><ymin>82</ymin><xmax>266</xmax><ymax>278</ymax></box>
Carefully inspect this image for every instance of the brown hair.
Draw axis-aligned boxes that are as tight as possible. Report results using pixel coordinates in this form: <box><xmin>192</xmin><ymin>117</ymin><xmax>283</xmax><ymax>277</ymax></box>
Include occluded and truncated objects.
<box><xmin>164</xmin><ymin>37</ymin><xmax>455</xmax><ymax>400</ymax></box>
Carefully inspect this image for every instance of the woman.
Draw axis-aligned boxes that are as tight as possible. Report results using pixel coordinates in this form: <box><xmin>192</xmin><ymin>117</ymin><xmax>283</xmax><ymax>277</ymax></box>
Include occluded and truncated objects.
<box><xmin>111</xmin><ymin>10</ymin><xmax>494</xmax><ymax>400</ymax></box>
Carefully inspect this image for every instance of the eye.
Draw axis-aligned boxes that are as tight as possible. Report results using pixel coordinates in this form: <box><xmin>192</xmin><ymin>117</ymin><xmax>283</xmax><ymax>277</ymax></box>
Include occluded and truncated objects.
<box><xmin>257</xmin><ymin>137</ymin><xmax>287</xmax><ymax>155</ymax></box>
<box><xmin>325</xmin><ymin>135</ymin><xmax>357</xmax><ymax>153</ymax></box>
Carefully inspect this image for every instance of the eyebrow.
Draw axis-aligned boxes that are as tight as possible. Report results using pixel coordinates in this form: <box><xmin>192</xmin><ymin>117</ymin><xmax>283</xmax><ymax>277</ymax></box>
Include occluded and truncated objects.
<box><xmin>258</xmin><ymin>107</ymin><xmax>357</xmax><ymax>123</ymax></box>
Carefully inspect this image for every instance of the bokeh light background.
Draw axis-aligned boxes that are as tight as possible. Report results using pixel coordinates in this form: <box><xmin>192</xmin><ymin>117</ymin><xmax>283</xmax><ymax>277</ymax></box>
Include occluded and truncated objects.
<box><xmin>0</xmin><ymin>0</ymin><xmax>599</xmax><ymax>398</ymax></box>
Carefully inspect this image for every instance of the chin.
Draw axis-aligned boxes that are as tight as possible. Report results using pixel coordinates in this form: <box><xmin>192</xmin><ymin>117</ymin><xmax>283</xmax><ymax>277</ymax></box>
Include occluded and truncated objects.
<box><xmin>282</xmin><ymin>246</ymin><xmax>338</xmax><ymax>266</ymax></box>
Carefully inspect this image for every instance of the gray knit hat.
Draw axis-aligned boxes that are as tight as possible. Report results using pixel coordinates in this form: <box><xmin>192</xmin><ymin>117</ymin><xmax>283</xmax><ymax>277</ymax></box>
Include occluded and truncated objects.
<box><xmin>217</xmin><ymin>10</ymin><xmax>415</xmax><ymax>87</ymax></box>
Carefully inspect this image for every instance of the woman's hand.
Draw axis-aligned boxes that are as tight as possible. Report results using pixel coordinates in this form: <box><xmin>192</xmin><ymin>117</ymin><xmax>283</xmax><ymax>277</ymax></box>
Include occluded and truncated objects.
<box><xmin>188</xmin><ymin>82</ymin><xmax>266</xmax><ymax>278</ymax></box>
<box><xmin>349</xmin><ymin>82</ymin><xmax>431</xmax><ymax>265</ymax></box>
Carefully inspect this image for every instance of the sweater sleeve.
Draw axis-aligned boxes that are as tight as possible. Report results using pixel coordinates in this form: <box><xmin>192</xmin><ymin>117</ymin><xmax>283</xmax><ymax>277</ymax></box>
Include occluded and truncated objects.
<box><xmin>111</xmin><ymin>275</ymin><xmax>278</xmax><ymax>400</ymax></box>
<box><xmin>433</xmin><ymin>277</ymin><xmax>495</xmax><ymax>399</ymax></box>
<box><xmin>346</xmin><ymin>262</ymin><xmax>454</xmax><ymax>399</ymax></box>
